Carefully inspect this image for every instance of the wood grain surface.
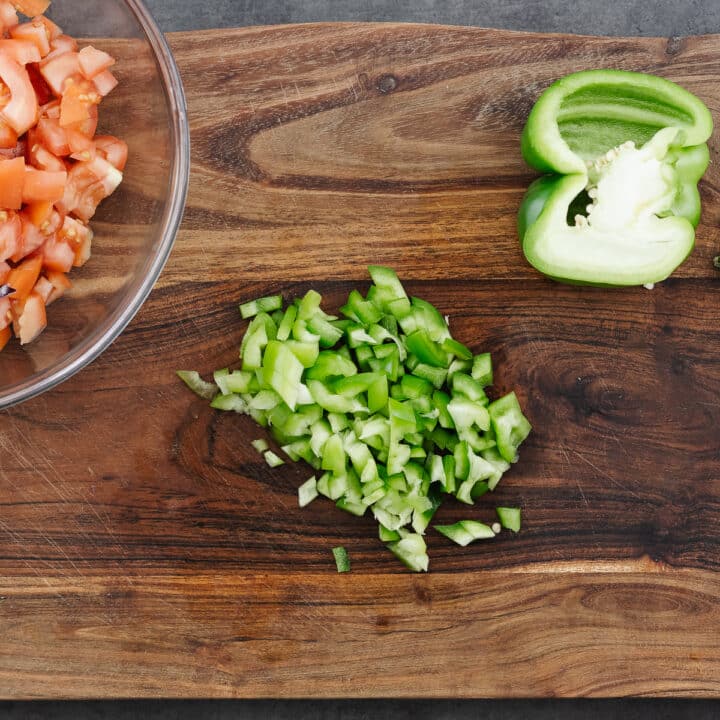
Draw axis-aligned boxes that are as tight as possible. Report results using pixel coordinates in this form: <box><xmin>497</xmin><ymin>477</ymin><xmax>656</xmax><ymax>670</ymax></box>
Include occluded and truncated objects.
<box><xmin>1</xmin><ymin>23</ymin><xmax>720</xmax><ymax>699</ymax></box>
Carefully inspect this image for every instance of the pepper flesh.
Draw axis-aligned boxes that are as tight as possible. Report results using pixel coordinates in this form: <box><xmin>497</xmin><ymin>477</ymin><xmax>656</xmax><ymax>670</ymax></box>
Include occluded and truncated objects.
<box><xmin>518</xmin><ymin>69</ymin><xmax>713</xmax><ymax>287</ymax></box>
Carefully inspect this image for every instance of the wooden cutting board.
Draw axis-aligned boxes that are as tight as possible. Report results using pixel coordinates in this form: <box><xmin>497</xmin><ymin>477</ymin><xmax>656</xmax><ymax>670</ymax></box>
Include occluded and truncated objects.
<box><xmin>1</xmin><ymin>23</ymin><xmax>720</xmax><ymax>699</ymax></box>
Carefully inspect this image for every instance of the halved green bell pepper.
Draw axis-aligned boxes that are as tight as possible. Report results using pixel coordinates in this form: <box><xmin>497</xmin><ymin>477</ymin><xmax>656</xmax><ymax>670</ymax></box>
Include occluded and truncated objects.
<box><xmin>519</xmin><ymin>69</ymin><xmax>713</xmax><ymax>286</ymax></box>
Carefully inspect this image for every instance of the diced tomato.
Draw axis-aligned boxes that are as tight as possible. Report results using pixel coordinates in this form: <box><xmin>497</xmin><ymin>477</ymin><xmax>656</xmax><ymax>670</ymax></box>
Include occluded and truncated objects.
<box><xmin>70</xmin><ymin>101</ymin><xmax>97</xmax><ymax>138</ymax></box>
<box><xmin>26</xmin><ymin>198</ymin><xmax>51</xmax><ymax>225</ymax></box>
<box><xmin>14</xmin><ymin>210</ymin><xmax>43</xmax><ymax>259</ymax></box>
<box><xmin>61</xmin><ymin>216</ymin><xmax>93</xmax><ymax>266</ymax></box>
<box><xmin>41</xmin><ymin>234</ymin><xmax>73</xmax><ymax>272</ymax></box>
<box><xmin>0</xmin><ymin>323</ymin><xmax>10</xmax><ymax>349</ymax></box>
<box><xmin>14</xmin><ymin>1</ymin><xmax>51</xmax><ymax>16</ymax></box>
<box><xmin>92</xmin><ymin>69</ymin><xmax>118</xmax><ymax>97</ymax></box>
<box><xmin>95</xmin><ymin>135</ymin><xmax>127</xmax><ymax>171</ymax></box>
<box><xmin>59</xmin><ymin>214</ymin><xmax>85</xmax><ymax>245</ymax></box>
<box><xmin>0</xmin><ymin>120</ymin><xmax>18</xmax><ymax>149</ymax></box>
<box><xmin>76</xmin><ymin>183</ymin><xmax>107</xmax><ymax>221</ymax></box>
<box><xmin>22</xmin><ymin>166</ymin><xmax>65</xmax><ymax>203</ymax></box>
<box><xmin>36</xmin><ymin>115</ymin><xmax>68</xmax><ymax>155</ymax></box>
<box><xmin>56</xmin><ymin>161</ymin><xmax>94</xmax><ymax>218</ymax></box>
<box><xmin>11</xmin><ymin>289</ymin><xmax>46</xmax><ymax>344</ymax></box>
<box><xmin>5</xmin><ymin>252</ymin><xmax>41</xmax><ymax>301</ymax></box>
<box><xmin>33</xmin><ymin>14</ymin><xmax>61</xmax><ymax>41</ymax></box>
<box><xmin>44</xmin><ymin>267</ymin><xmax>70</xmax><ymax>304</ymax></box>
<box><xmin>72</xmin><ymin>225</ymin><xmax>91</xmax><ymax>266</ymax></box>
<box><xmin>0</xmin><ymin>54</ymin><xmax>38</xmax><ymax>135</ymax></box>
<box><xmin>43</xmin><ymin>35</ymin><xmax>77</xmax><ymax>62</ymax></box>
<box><xmin>59</xmin><ymin>77</ymin><xmax>99</xmax><ymax>127</ymax></box>
<box><xmin>32</xmin><ymin>272</ymin><xmax>51</xmax><ymax>301</ymax></box>
<box><xmin>78</xmin><ymin>46</ymin><xmax>115</xmax><ymax>80</ymax></box>
<box><xmin>65</xmin><ymin>126</ymin><xmax>93</xmax><ymax>155</ymax></box>
<box><xmin>27</xmin><ymin>138</ymin><xmax>65</xmax><ymax>171</ymax></box>
<box><xmin>26</xmin><ymin>63</ymin><xmax>52</xmax><ymax>104</ymax></box>
<box><xmin>44</xmin><ymin>208</ymin><xmax>63</xmax><ymax>234</ymax></box>
<box><xmin>88</xmin><ymin>154</ymin><xmax>122</xmax><ymax>196</ymax></box>
<box><xmin>0</xmin><ymin>7</ymin><xmax>125</xmax><ymax>349</ymax></box>
<box><xmin>0</xmin><ymin>40</ymin><xmax>41</xmax><ymax>65</ymax></box>
<box><xmin>0</xmin><ymin>210</ymin><xmax>21</xmax><ymax>260</ymax></box>
<box><xmin>39</xmin><ymin>50</ymin><xmax>80</xmax><ymax>95</ymax></box>
<box><xmin>0</xmin><ymin>2</ymin><xmax>18</xmax><ymax>31</ymax></box>
<box><xmin>57</xmin><ymin>158</ymin><xmax>118</xmax><ymax>221</ymax></box>
<box><xmin>0</xmin><ymin>156</ymin><xmax>25</xmax><ymax>209</ymax></box>
<box><xmin>0</xmin><ymin>82</ymin><xmax>17</xmax><ymax>149</ymax></box>
<box><xmin>10</xmin><ymin>21</ymin><xmax>52</xmax><ymax>57</ymax></box>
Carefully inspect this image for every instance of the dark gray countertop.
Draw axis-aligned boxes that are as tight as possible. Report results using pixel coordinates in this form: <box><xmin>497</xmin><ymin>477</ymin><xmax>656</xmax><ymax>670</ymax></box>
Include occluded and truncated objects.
<box><xmin>146</xmin><ymin>0</ymin><xmax>720</xmax><ymax>37</ymax></box>
<box><xmin>6</xmin><ymin>1</ymin><xmax>720</xmax><ymax>718</ymax></box>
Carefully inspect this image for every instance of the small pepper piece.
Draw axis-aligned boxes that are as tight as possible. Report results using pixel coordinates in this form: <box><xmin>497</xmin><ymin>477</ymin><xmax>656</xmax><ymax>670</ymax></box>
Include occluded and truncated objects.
<box><xmin>332</xmin><ymin>546</ymin><xmax>351</xmax><ymax>573</ymax></box>
<box><xmin>488</xmin><ymin>392</ymin><xmax>532</xmax><ymax>464</ymax></box>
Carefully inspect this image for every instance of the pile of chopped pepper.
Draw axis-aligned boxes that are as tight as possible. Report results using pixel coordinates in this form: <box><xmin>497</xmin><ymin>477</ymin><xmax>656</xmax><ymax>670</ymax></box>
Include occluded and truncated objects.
<box><xmin>179</xmin><ymin>266</ymin><xmax>530</xmax><ymax>572</ymax></box>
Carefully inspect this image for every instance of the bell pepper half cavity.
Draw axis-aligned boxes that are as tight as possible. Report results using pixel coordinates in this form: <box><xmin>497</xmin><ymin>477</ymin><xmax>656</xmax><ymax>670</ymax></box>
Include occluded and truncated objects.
<box><xmin>518</xmin><ymin>69</ymin><xmax>713</xmax><ymax>286</ymax></box>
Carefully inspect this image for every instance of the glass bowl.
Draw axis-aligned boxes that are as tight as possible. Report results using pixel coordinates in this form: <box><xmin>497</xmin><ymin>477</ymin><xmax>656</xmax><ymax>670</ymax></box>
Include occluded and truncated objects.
<box><xmin>0</xmin><ymin>0</ymin><xmax>189</xmax><ymax>409</ymax></box>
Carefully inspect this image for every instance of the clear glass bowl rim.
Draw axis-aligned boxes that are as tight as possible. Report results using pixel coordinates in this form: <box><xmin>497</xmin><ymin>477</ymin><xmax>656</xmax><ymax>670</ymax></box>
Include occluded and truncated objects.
<box><xmin>0</xmin><ymin>0</ymin><xmax>190</xmax><ymax>410</ymax></box>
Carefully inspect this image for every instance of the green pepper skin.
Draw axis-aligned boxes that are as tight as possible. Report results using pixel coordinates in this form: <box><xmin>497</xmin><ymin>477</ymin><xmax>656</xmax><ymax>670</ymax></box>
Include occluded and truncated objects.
<box><xmin>517</xmin><ymin>174</ymin><xmax>566</xmax><ymax>240</ymax></box>
<box><xmin>518</xmin><ymin>69</ymin><xmax>713</xmax><ymax>287</ymax></box>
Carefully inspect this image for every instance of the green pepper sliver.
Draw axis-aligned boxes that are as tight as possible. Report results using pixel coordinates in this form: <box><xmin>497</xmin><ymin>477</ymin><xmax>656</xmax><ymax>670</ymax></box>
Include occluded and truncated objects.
<box><xmin>519</xmin><ymin>69</ymin><xmax>713</xmax><ymax>287</ymax></box>
<box><xmin>332</xmin><ymin>546</ymin><xmax>351</xmax><ymax>573</ymax></box>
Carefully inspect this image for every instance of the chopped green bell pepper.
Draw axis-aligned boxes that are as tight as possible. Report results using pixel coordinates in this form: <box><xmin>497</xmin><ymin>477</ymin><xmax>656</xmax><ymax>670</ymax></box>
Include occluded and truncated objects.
<box><xmin>519</xmin><ymin>69</ymin><xmax>713</xmax><ymax>286</ymax></box>
<box><xmin>488</xmin><ymin>392</ymin><xmax>532</xmax><ymax>464</ymax></box>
